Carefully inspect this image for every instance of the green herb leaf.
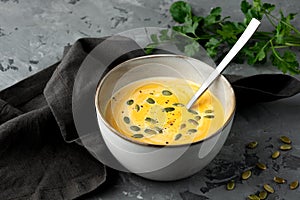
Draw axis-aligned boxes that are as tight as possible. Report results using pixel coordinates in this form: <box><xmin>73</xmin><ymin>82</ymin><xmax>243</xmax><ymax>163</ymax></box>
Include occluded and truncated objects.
<box><xmin>170</xmin><ymin>1</ymin><xmax>192</xmax><ymax>23</ymax></box>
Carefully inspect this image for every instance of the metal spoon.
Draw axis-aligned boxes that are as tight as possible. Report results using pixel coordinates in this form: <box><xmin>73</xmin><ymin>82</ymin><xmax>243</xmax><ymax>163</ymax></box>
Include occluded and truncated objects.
<box><xmin>186</xmin><ymin>18</ymin><xmax>261</xmax><ymax>109</ymax></box>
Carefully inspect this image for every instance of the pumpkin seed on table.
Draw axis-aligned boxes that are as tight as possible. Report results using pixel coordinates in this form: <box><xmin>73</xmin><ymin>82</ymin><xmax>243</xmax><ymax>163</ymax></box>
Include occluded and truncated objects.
<box><xmin>271</xmin><ymin>151</ymin><xmax>280</xmax><ymax>159</ymax></box>
<box><xmin>130</xmin><ymin>126</ymin><xmax>141</xmax><ymax>132</ymax></box>
<box><xmin>247</xmin><ymin>194</ymin><xmax>260</xmax><ymax>200</ymax></box>
<box><xmin>162</xmin><ymin>90</ymin><xmax>172</xmax><ymax>96</ymax></box>
<box><xmin>146</xmin><ymin>98</ymin><xmax>155</xmax><ymax>104</ymax></box>
<box><xmin>263</xmin><ymin>184</ymin><xmax>274</xmax><ymax>193</ymax></box>
<box><xmin>145</xmin><ymin>117</ymin><xmax>158</xmax><ymax>124</ymax></box>
<box><xmin>226</xmin><ymin>180</ymin><xmax>235</xmax><ymax>190</ymax></box>
<box><xmin>123</xmin><ymin>116</ymin><xmax>130</xmax><ymax>124</ymax></box>
<box><xmin>175</xmin><ymin>133</ymin><xmax>182</xmax><ymax>141</ymax></box>
<box><xmin>280</xmin><ymin>144</ymin><xmax>292</xmax><ymax>151</ymax></box>
<box><xmin>247</xmin><ymin>141</ymin><xmax>258</xmax><ymax>149</ymax></box>
<box><xmin>242</xmin><ymin>170</ymin><xmax>252</xmax><ymax>180</ymax></box>
<box><xmin>163</xmin><ymin>107</ymin><xmax>175</xmax><ymax>112</ymax></box>
<box><xmin>126</xmin><ymin>99</ymin><xmax>134</xmax><ymax>105</ymax></box>
<box><xmin>144</xmin><ymin>129</ymin><xmax>157</xmax><ymax>135</ymax></box>
<box><xmin>188</xmin><ymin>119</ymin><xmax>199</xmax><ymax>126</ymax></box>
<box><xmin>132</xmin><ymin>134</ymin><xmax>144</xmax><ymax>138</ymax></box>
<box><xmin>259</xmin><ymin>190</ymin><xmax>268</xmax><ymax>199</ymax></box>
<box><xmin>289</xmin><ymin>180</ymin><xmax>299</xmax><ymax>190</ymax></box>
<box><xmin>273</xmin><ymin>176</ymin><xmax>286</xmax><ymax>184</ymax></box>
<box><xmin>256</xmin><ymin>162</ymin><xmax>267</xmax><ymax>170</ymax></box>
<box><xmin>280</xmin><ymin>135</ymin><xmax>291</xmax><ymax>144</ymax></box>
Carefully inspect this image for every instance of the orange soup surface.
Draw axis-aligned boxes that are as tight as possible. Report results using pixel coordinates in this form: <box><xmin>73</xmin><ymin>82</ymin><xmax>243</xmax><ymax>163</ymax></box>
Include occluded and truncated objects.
<box><xmin>105</xmin><ymin>77</ymin><xmax>224</xmax><ymax>145</ymax></box>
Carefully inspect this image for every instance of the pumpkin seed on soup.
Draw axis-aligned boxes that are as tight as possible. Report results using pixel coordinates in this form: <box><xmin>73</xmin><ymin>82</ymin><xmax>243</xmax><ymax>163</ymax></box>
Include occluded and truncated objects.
<box><xmin>173</xmin><ymin>103</ymin><xmax>184</xmax><ymax>107</ymax></box>
<box><xmin>162</xmin><ymin>90</ymin><xmax>172</xmax><ymax>96</ymax></box>
<box><xmin>271</xmin><ymin>151</ymin><xmax>280</xmax><ymax>159</ymax></box>
<box><xmin>144</xmin><ymin>129</ymin><xmax>157</xmax><ymax>135</ymax></box>
<box><xmin>135</xmin><ymin>104</ymin><xmax>140</xmax><ymax>112</ymax></box>
<box><xmin>146</xmin><ymin>98</ymin><xmax>155</xmax><ymax>104</ymax></box>
<box><xmin>175</xmin><ymin>133</ymin><xmax>182</xmax><ymax>141</ymax></box>
<box><xmin>163</xmin><ymin>107</ymin><xmax>175</xmax><ymax>112</ymax></box>
<box><xmin>247</xmin><ymin>141</ymin><xmax>258</xmax><ymax>149</ymax></box>
<box><xmin>188</xmin><ymin>109</ymin><xmax>198</xmax><ymax>115</ymax></box>
<box><xmin>280</xmin><ymin>135</ymin><xmax>291</xmax><ymax>144</ymax></box>
<box><xmin>126</xmin><ymin>99</ymin><xmax>134</xmax><ymax>105</ymax></box>
<box><xmin>132</xmin><ymin>134</ymin><xmax>144</xmax><ymax>138</ymax></box>
<box><xmin>242</xmin><ymin>170</ymin><xmax>252</xmax><ymax>180</ymax></box>
<box><xmin>154</xmin><ymin>127</ymin><xmax>163</xmax><ymax>133</ymax></box>
<box><xmin>187</xmin><ymin>129</ymin><xmax>197</xmax><ymax>134</ymax></box>
<box><xmin>145</xmin><ymin>117</ymin><xmax>158</xmax><ymax>124</ymax></box>
<box><xmin>180</xmin><ymin>123</ymin><xmax>186</xmax><ymax>129</ymax></box>
<box><xmin>280</xmin><ymin>144</ymin><xmax>292</xmax><ymax>151</ymax></box>
<box><xmin>194</xmin><ymin>116</ymin><xmax>201</xmax><ymax>121</ymax></box>
<box><xmin>289</xmin><ymin>181</ymin><xmax>299</xmax><ymax>190</ymax></box>
<box><xmin>188</xmin><ymin>119</ymin><xmax>199</xmax><ymax>126</ymax></box>
<box><xmin>247</xmin><ymin>194</ymin><xmax>260</xmax><ymax>200</ymax></box>
<box><xmin>205</xmin><ymin>109</ymin><xmax>214</xmax><ymax>113</ymax></box>
<box><xmin>204</xmin><ymin>115</ymin><xmax>215</xmax><ymax>119</ymax></box>
<box><xmin>226</xmin><ymin>180</ymin><xmax>235</xmax><ymax>190</ymax></box>
<box><xmin>123</xmin><ymin>116</ymin><xmax>130</xmax><ymax>124</ymax></box>
<box><xmin>273</xmin><ymin>176</ymin><xmax>286</xmax><ymax>184</ymax></box>
<box><xmin>263</xmin><ymin>184</ymin><xmax>274</xmax><ymax>193</ymax></box>
<box><xmin>259</xmin><ymin>190</ymin><xmax>268</xmax><ymax>199</ymax></box>
<box><xmin>130</xmin><ymin>126</ymin><xmax>141</xmax><ymax>132</ymax></box>
<box><xmin>256</xmin><ymin>162</ymin><xmax>267</xmax><ymax>170</ymax></box>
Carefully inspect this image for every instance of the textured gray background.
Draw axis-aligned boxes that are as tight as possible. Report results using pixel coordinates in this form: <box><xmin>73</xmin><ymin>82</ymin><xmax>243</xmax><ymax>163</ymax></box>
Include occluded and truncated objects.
<box><xmin>1</xmin><ymin>0</ymin><xmax>300</xmax><ymax>199</ymax></box>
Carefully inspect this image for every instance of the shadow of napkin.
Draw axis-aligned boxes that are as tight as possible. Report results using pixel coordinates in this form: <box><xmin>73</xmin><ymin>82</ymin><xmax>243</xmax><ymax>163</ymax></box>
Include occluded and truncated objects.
<box><xmin>0</xmin><ymin>37</ymin><xmax>300</xmax><ymax>200</ymax></box>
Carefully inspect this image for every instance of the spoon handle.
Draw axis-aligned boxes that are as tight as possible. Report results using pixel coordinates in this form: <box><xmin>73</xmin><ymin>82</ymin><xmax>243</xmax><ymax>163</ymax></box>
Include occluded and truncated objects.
<box><xmin>186</xmin><ymin>18</ymin><xmax>261</xmax><ymax>109</ymax></box>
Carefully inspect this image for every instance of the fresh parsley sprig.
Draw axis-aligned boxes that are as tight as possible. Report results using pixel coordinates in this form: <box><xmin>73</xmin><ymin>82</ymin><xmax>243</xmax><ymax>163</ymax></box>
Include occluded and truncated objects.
<box><xmin>168</xmin><ymin>0</ymin><xmax>300</xmax><ymax>74</ymax></box>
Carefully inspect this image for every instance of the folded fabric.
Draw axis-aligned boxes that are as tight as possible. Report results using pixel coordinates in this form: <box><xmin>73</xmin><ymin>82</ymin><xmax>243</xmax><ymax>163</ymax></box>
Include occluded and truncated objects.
<box><xmin>1</xmin><ymin>36</ymin><xmax>300</xmax><ymax>200</ymax></box>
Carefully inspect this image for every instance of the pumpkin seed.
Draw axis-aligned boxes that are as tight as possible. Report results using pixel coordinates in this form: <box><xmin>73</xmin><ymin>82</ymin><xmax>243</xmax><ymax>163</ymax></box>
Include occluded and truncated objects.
<box><xmin>187</xmin><ymin>129</ymin><xmax>197</xmax><ymax>134</ymax></box>
<box><xmin>173</xmin><ymin>103</ymin><xmax>185</xmax><ymax>107</ymax></box>
<box><xmin>271</xmin><ymin>151</ymin><xmax>280</xmax><ymax>159</ymax></box>
<box><xmin>135</xmin><ymin>104</ymin><xmax>140</xmax><ymax>112</ymax></box>
<box><xmin>204</xmin><ymin>115</ymin><xmax>215</xmax><ymax>119</ymax></box>
<box><xmin>205</xmin><ymin>109</ymin><xmax>214</xmax><ymax>113</ymax></box>
<box><xmin>126</xmin><ymin>99</ymin><xmax>134</xmax><ymax>105</ymax></box>
<box><xmin>130</xmin><ymin>126</ymin><xmax>141</xmax><ymax>132</ymax></box>
<box><xmin>194</xmin><ymin>116</ymin><xmax>201</xmax><ymax>121</ymax></box>
<box><xmin>289</xmin><ymin>180</ymin><xmax>299</xmax><ymax>190</ymax></box>
<box><xmin>163</xmin><ymin>107</ymin><xmax>175</xmax><ymax>112</ymax></box>
<box><xmin>247</xmin><ymin>194</ymin><xmax>260</xmax><ymax>200</ymax></box>
<box><xmin>256</xmin><ymin>162</ymin><xmax>267</xmax><ymax>170</ymax></box>
<box><xmin>280</xmin><ymin>135</ymin><xmax>291</xmax><ymax>144</ymax></box>
<box><xmin>188</xmin><ymin>109</ymin><xmax>198</xmax><ymax>115</ymax></box>
<box><xmin>188</xmin><ymin>119</ymin><xmax>199</xmax><ymax>126</ymax></box>
<box><xmin>145</xmin><ymin>117</ymin><xmax>158</xmax><ymax>124</ymax></box>
<box><xmin>162</xmin><ymin>90</ymin><xmax>172</xmax><ymax>96</ymax></box>
<box><xmin>226</xmin><ymin>180</ymin><xmax>235</xmax><ymax>191</ymax></box>
<box><xmin>280</xmin><ymin>144</ymin><xmax>292</xmax><ymax>151</ymax></box>
<box><xmin>242</xmin><ymin>170</ymin><xmax>252</xmax><ymax>180</ymax></box>
<box><xmin>180</xmin><ymin>123</ymin><xmax>186</xmax><ymax>129</ymax></box>
<box><xmin>259</xmin><ymin>190</ymin><xmax>268</xmax><ymax>199</ymax></box>
<box><xmin>132</xmin><ymin>134</ymin><xmax>144</xmax><ymax>138</ymax></box>
<box><xmin>144</xmin><ymin>129</ymin><xmax>157</xmax><ymax>135</ymax></box>
<box><xmin>154</xmin><ymin>127</ymin><xmax>163</xmax><ymax>133</ymax></box>
<box><xmin>146</xmin><ymin>98</ymin><xmax>155</xmax><ymax>104</ymax></box>
<box><xmin>273</xmin><ymin>176</ymin><xmax>286</xmax><ymax>184</ymax></box>
<box><xmin>123</xmin><ymin>116</ymin><xmax>130</xmax><ymax>124</ymax></box>
<box><xmin>247</xmin><ymin>141</ymin><xmax>258</xmax><ymax>149</ymax></box>
<box><xmin>175</xmin><ymin>133</ymin><xmax>182</xmax><ymax>141</ymax></box>
<box><xmin>263</xmin><ymin>184</ymin><xmax>274</xmax><ymax>193</ymax></box>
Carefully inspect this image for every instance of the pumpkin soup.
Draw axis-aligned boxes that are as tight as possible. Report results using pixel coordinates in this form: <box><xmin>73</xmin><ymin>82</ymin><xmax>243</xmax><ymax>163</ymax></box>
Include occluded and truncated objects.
<box><xmin>105</xmin><ymin>77</ymin><xmax>224</xmax><ymax>145</ymax></box>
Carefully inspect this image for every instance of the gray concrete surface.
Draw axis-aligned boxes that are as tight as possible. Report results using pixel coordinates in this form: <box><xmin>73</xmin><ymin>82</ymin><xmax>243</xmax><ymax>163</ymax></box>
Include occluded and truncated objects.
<box><xmin>1</xmin><ymin>0</ymin><xmax>300</xmax><ymax>199</ymax></box>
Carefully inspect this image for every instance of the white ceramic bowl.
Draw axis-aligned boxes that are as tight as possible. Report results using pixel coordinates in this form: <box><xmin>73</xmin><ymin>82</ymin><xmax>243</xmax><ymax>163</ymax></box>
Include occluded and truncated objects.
<box><xmin>95</xmin><ymin>54</ymin><xmax>235</xmax><ymax>181</ymax></box>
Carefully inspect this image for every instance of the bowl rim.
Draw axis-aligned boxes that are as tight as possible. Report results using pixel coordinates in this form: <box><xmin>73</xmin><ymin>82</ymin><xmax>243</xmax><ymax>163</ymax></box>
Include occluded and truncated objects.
<box><xmin>95</xmin><ymin>54</ymin><xmax>236</xmax><ymax>148</ymax></box>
